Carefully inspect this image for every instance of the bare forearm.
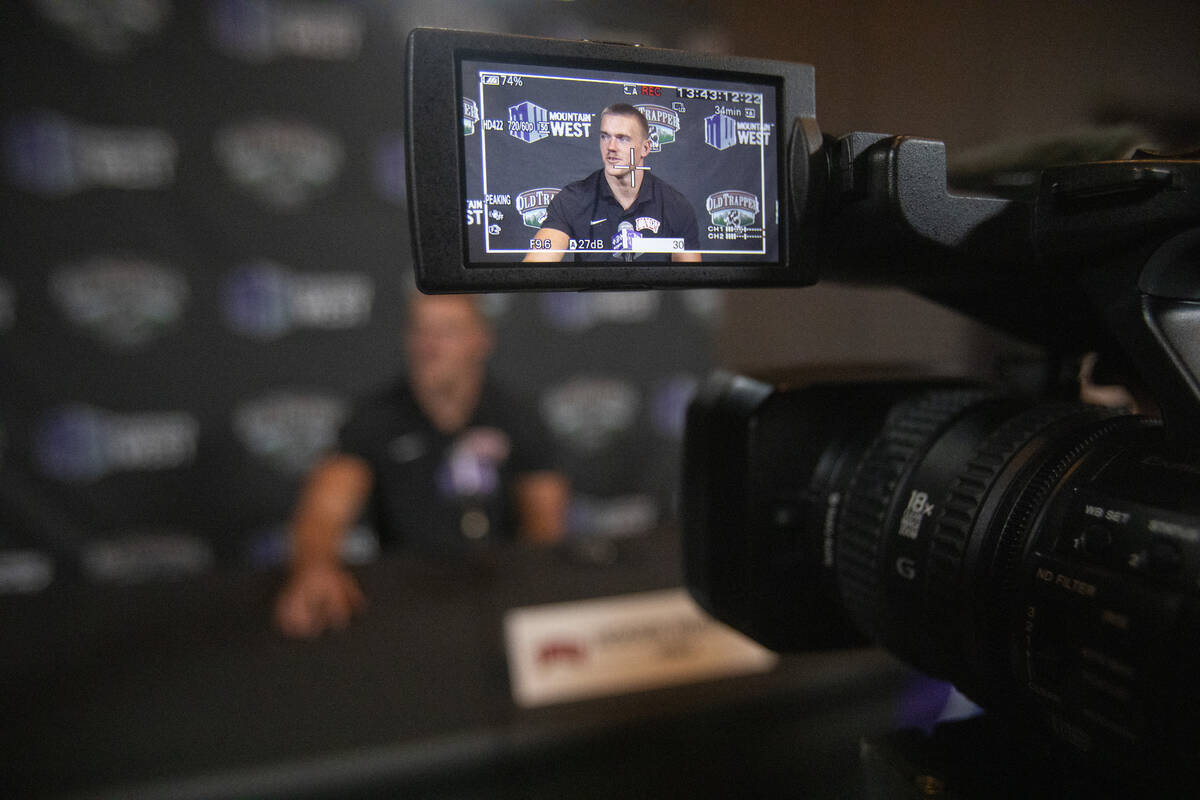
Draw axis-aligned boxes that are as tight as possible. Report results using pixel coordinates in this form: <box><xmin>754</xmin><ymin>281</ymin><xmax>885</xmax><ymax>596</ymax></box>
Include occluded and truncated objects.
<box><xmin>290</xmin><ymin>455</ymin><xmax>372</xmax><ymax>569</ymax></box>
<box><xmin>514</xmin><ymin>471</ymin><xmax>570</xmax><ymax>544</ymax></box>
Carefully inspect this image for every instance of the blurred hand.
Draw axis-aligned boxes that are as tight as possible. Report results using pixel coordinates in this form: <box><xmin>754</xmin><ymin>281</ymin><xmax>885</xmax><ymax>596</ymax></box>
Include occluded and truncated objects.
<box><xmin>274</xmin><ymin>562</ymin><xmax>366</xmax><ymax>638</ymax></box>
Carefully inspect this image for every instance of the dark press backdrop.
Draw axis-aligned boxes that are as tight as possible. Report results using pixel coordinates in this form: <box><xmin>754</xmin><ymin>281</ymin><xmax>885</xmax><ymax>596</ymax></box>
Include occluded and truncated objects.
<box><xmin>0</xmin><ymin>1</ymin><xmax>715</xmax><ymax>591</ymax></box>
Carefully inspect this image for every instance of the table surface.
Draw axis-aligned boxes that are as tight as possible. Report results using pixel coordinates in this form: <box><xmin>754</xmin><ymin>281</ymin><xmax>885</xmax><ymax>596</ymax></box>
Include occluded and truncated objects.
<box><xmin>0</xmin><ymin>530</ymin><xmax>916</xmax><ymax>799</ymax></box>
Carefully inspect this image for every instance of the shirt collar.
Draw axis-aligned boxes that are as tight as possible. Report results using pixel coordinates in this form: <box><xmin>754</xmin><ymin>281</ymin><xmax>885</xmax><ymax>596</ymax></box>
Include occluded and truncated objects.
<box><xmin>595</xmin><ymin>168</ymin><xmax>657</xmax><ymax>212</ymax></box>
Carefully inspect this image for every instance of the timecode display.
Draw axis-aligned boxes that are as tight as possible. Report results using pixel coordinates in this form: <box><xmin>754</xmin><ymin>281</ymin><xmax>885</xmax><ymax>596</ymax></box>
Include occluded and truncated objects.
<box><xmin>674</xmin><ymin>87</ymin><xmax>762</xmax><ymax>104</ymax></box>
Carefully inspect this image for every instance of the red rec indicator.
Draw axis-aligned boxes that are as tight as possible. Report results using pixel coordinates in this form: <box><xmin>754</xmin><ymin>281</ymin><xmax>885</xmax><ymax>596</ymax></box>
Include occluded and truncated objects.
<box><xmin>638</xmin><ymin>85</ymin><xmax>661</xmax><ymax>96</ymax></box>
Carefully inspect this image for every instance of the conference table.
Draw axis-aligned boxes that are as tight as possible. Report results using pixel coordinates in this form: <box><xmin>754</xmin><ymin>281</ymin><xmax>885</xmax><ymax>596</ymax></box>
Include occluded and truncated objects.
<box><xmin>1</xmin><ymin>529</ymin><xmax>917</xmax><ymax>799</ymax></box>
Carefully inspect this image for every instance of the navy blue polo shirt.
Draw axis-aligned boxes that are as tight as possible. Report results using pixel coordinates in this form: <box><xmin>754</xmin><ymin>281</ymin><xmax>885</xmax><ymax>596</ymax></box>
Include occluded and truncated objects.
<box><xmin>541</xmin><ymin>168</ymin><xmax>700</xmax><ymax>263</ymax></box>
<box><xmin>337</xmin><ymin>377</ymin><xmax>559</xmax><ymax>554</ymax></box>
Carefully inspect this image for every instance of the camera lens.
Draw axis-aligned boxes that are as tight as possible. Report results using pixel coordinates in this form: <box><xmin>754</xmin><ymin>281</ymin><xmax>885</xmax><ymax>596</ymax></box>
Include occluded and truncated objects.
<box><xmin>684</xmin><ymin>375</ymin><xmax>1200</xmax><ymax>779</ymax></box>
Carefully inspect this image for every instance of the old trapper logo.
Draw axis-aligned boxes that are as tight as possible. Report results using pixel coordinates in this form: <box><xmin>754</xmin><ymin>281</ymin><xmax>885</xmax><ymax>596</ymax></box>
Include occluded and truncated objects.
<box><xmin>214</xmin><ymin>118</ymin><xmax>344</xmax><ymax>210</ymax></box>
<box><xmin>50</xmin><ymin>255</ymin><xmax>188</xmax><ymax>348</ymax></box>
<box><xmin>634</xmin><ymin>104</ymin><xmax>681</xmax><ymax>151</ymax></box>
<box><xmin>462</xmin><ymin>97</ymin><xmax>480</xmax><ymax>135</ymax></box>
<box><xmin>706</xmin><ymin>190</ymin><xmax>760</xmax><ymax>227</ymax></box>
<box><xmin>515</xmin><ymin>187</ymin><xmax>559</xmax><ymax>228</ymax></box>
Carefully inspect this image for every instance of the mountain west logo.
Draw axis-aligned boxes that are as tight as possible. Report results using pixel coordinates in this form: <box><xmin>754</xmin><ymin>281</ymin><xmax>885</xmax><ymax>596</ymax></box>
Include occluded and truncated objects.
<box><xmin>705</xmin><ymin>112</ymin><xmax>773</xmax><ymax>150</ymax></box>
<box><xmin>506</xmin><ymin>102</ymin><xmax>593</xmax><ymax>144</ymax></box>
<box><xmin>515</xmin><ymin>188</ymin><xmax>559</xmax><ymax>229</ymax></box>
<box><xmin>222</xmin><ymin>260</ymin><xmax>373</xmax><ymax>339</ymax></box>
<box><xmin>634</xmin><ymin>104</ymin><xmax>681</xmax><ymax>151</ymax></box>
<box><xmin>50</xmin><ymin>256</ymin><xmax>188</xmax><ymax>348</ymax></box>
<box><xmin>211</xmin><ymin>0</ymin><xmax>364</xmax><ymax>62</ymax></box>
<box><xmin>706</xmin><ymin>190</ymin><xmax>760</xmax><ymax>227</ymax></box>
<box><xmin>214</xmin><ymin>118</ymin><xmax>344</xmax><ymax>210</ymax></box>
<box><xmin>704</xmin><ymin>112</ymin><xmax>737</xmax><ymax>151</ymax></box>
<box><xmin>508</xmin><ymin>101</ymin><xmax>549</xmax><ymax>143</ymax></box>
<box><xmin>4</xmin><ymin>112</ymin><xmax>177</xmax><ymax>197</ymax></box>
<box><xmin>540</xmin><ymin>292</ymin><xmax>660</xmax><ymax>332</ymax></box>
<box><xmin>35</xmin><ymin>405</ymin><xmax>198</xmax><ymax>483</ymax></box>
<box><xmin>463</xmin><ymin>97</ymin><xmax>480</xmax><ymax>135</ymax></box>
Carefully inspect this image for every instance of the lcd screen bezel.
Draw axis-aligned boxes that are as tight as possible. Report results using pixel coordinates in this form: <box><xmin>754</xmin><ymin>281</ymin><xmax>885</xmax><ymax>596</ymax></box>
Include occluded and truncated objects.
<box><xmin>406</xmin><ymin>28</ymin><xmax>818</xmax><ymax>291</ymax></box>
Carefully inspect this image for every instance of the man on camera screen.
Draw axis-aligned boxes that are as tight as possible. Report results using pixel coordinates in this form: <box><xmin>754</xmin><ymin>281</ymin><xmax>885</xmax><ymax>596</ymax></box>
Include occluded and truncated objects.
<box><xmin>523</xmin><ymin>103</ymin><xmax>701</xmax><ymax>263</ymax></box>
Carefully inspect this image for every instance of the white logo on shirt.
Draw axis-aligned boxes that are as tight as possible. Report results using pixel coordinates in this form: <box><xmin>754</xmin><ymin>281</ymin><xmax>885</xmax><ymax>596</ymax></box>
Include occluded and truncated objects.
<box><xmin>388</xmin><ymin>432</ymin><xmax>427</xmax><ymax>463</ymax></box>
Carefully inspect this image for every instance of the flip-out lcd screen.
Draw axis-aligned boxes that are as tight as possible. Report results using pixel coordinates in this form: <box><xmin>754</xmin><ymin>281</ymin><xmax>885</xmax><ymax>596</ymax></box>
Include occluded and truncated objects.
<box><xmin>459</xmin><ymin>58</ymin><xmax>781</xmax><ymax>265</ymax></box>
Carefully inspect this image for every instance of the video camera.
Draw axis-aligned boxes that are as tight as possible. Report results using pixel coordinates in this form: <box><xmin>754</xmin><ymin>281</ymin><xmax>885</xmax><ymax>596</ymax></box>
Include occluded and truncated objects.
<box><xmin>406</xmin><ymin>28</ymin><xmax>1200</xmax><ymax>790</ymax></box>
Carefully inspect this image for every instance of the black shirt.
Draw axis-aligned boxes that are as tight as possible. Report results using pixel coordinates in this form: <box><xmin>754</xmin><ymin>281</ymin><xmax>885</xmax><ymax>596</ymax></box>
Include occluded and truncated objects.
<box><xmin>541</xmin><ymin>168</ymin><xmax>700</xmax><ymax>262</ymax></box>
<box><xmin>337</xmin><ymin>377</ymin><xmax>558</xmax><ymax>554</ymax></box>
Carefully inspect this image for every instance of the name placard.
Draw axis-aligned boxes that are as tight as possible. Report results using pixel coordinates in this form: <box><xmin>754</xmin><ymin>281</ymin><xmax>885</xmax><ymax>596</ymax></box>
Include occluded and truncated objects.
<box><xmin>503</xmin><ymin>588</ymin><xmax>778</xmax><ymax>708</ymax></box>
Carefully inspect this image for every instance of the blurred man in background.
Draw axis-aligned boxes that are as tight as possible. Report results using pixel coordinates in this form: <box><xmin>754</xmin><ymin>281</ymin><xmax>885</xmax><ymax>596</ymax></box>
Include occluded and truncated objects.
<box><xmin>275</xmin><ymin>293</ymin><xmax>568</xmax><ymax>638</ymax></box>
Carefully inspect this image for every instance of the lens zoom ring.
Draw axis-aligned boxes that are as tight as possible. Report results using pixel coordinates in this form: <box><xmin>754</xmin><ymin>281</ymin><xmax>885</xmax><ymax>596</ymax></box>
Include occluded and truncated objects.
<box><xmin>927</xmin><ymin>404</ymin><xmax>1089</xmax><ymax>595</ymax></box>
<box><xmin>924</xmin><ymin>403</ymin><xmax>1092</xmax><ymax>675</ymax></box>
<box><xmin>837</xmin><ymin>388</ymin><xmax>994</xmax><ymax>639</ymax></box>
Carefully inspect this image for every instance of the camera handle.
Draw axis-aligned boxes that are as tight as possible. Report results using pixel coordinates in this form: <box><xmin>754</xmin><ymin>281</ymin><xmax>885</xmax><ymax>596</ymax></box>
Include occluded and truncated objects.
<box><xmin>797</xmin><ymin>120</ymin><xmax>1200</xmax><ymax>437</ymax></box>
<box><xmin>1040</xmin><ymin>161</ymin><xmax>1200</xmax><ymax>437</ymax></box>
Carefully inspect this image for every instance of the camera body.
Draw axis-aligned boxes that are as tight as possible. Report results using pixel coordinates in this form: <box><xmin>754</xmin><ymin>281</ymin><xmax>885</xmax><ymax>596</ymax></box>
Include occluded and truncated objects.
<box><xmin>405</xmin><ymin>28</ymin><xmax>1200</xmax><ymax>784</ymax></box>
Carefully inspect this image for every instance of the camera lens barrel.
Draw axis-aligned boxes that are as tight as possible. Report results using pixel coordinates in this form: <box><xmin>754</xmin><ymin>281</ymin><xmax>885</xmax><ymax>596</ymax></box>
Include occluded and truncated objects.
<box><xmin>683</xmin><ymin>374</ymin><xmax>1200</xmax><ymax>779</ymax></box>
<box><xmin>825</xmin><ymin>385</ymin><xmax>1199</xmax><ymax>773</ymax></box>
<box><xmin>835</xmin><ymin>387</ymin><xmax>1002</xmax><ymax>663</ymax></box>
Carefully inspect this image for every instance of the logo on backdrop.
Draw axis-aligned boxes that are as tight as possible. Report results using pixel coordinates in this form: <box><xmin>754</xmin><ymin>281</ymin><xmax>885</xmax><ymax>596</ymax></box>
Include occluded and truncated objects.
<box><xmin>569</xmin><ymin>493</ymin><xmax>659</xmax><ymax>538</ymax></box>
<box><xmin>372</xmin><ymin>132</ymin><xmax>406</xmax><ymax>205</ymax></box>
<box><xmin>462</xmin><ymin>98</ymin><xmax>480</xmax><ymax>135</ymax></box>
<box><xmin>222</xmin><ymin>260</ymin><xmax>373</xmax><ymax>339</ymax></box>
<box><xmin>3</xmin><ymin>112</ymin><xmax>177</xmax><ymax>197</ymax></box>
<box><xmin>81</xmin><ymin>530</ymin><xmax>214</xmax><ymax>584</ymax></box>
<box><xmin>633</xmin><ymin>104</ymin><xmax>681</xmax><ymax>151</ymax></box>
<box><xmin>704</xmin><ymin>112</ymin><xmax>773</xmax><ymax>151</ymax></box>
<box><xmin>0</xmin><ymin>551</ymin><xmax>55</xmax><ymax>595</ymax></box>
<box><xmin>650</xmin><ymin>374</ymin><xmax>698</xmax><ymax>439</ymax></box>
<box><xmin>210</xmin><ymin>0</ymin><xmax>364</xmax><ymax>62</ymax></box>
<box><xmin>244</xmin><ymin>523</ymin><xmax>378</xmax><ymax>569</ymax></box>
<box><xmin>506</xmin><ymin>102</ymin><xmax>594</xmax><ymax>144</ymax></box>
<box><xmin>214</xmin><ymin>118</ymin><xmax>344</xmax><ymax>210</ymax></box>
<box><xmin>705</xmin><ymin>190</ymin><xmax>760</xmax><ymax>227</ymax></box>
<box><xmin>50</xmin><ymin>256</ymin><xmax>188</xmax><ymax>348</ymax></box>
<box><xmin>35</xmin><ymin>405</ymin><xmax>199</xmax><ymax>483</ymax></box>
<box><xmin>233</xmin><ymin>391</ymin><xmax>348</xmax><ymax>474</ymax></box>
<box><xmin>0</xmin><ymin>277</ymin><xmax>14</xmax><ymax>332</ymax></box>
<box><xmin>33</xmin><ymin>0</ymin><xmax>171</xmax><ymax>59</ymax></box>
<box><xmin>541</xmin><ymin>377</ymin><xmax>640</xmax><ymax>451</ymax></box>
<box><xmin>477</xmin><ymin>293</ymin><xmax>514</xmax><ymax>321</ymax></box>
<box><xmin>540</xmin><ymin>292</ymin><xmax>660</xmax><ymax>332</ymax></box>
<box><xmin>514</xmin><ymin>187</ymin><xmax>559</xmax><ymax>229</ymax></box>
<box><xmin>682</xmin><ymin>289</ymin><xmax>724</xmax><ymax>327</ymax></box>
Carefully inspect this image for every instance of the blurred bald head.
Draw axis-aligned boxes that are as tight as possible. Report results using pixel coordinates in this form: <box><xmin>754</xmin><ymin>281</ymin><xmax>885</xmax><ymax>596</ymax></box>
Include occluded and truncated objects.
<box><xmin>404</xmin><ymin>294</ymin><xmax>493</xmax><ymax>395</ymax></box>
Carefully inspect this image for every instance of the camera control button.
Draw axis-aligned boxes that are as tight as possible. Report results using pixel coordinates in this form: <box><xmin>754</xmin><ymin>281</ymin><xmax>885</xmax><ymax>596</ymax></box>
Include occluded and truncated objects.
<box><xmin>1146</xmin><ymin>539</ymin><xmax>1183</xmax><ymax>577</ymax></box>
<box><xmin>1079</xmin><ymin>525</ymin><xmax>1114</xmax><ymax>558</ymax></box>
